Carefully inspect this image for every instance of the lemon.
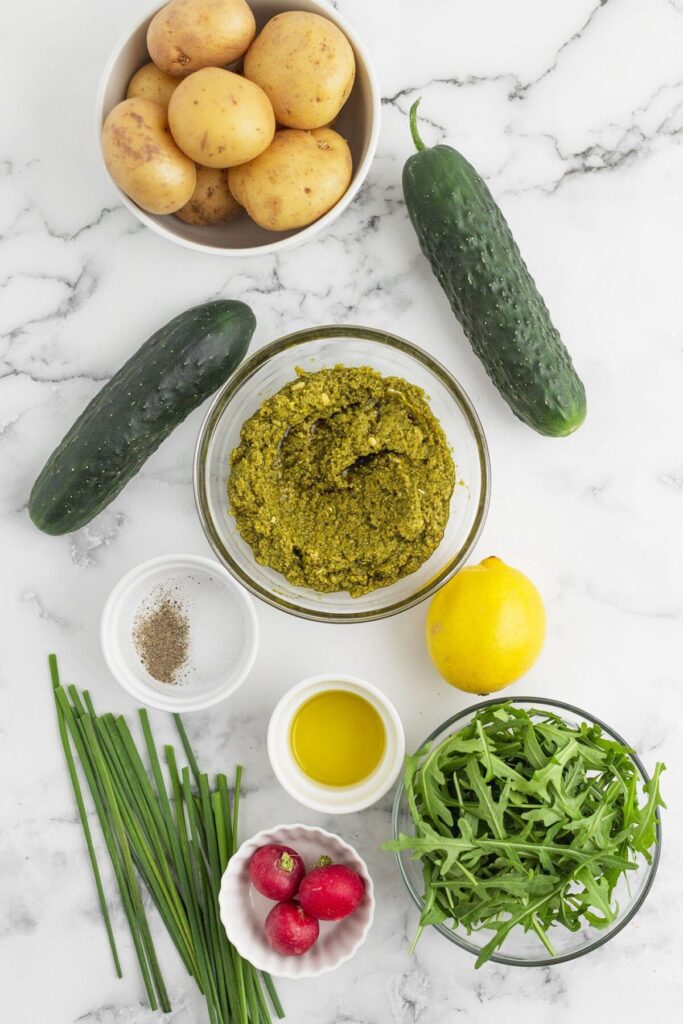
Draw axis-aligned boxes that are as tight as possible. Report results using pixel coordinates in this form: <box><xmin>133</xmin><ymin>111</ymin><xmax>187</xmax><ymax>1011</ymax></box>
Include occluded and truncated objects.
<box><xmin>425</xmin><ymin>556</ymin><xmax>546</xmax><ymax>693</ymax></box>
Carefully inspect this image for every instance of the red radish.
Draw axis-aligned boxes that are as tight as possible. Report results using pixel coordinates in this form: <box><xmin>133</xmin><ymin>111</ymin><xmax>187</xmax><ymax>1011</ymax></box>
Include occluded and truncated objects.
<box><xmin>249</xmin><ymin>844</ymin><xmax>305</xmax><ymax>901</ymax></box>
<box><xmin>264</xmin><ymin>900</ymin><xmax>319</xmax><ymax>955</ymax></box>
<box><xmin>298</xmin><ymin>863</ymin><xmax>365</xmax><ymax>920</ymax></box>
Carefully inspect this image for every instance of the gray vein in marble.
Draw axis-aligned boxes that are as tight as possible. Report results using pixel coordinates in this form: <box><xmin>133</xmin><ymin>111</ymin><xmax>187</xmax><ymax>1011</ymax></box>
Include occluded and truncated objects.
<box><xmin>511</xmin><ymin>0</ymin><xmax>611</xmax><ymax>99</ymax></box>
<box><xmin>1</xmin><ymin>264</ymin><xmax>97</xmax><ymax>343</ymax></box>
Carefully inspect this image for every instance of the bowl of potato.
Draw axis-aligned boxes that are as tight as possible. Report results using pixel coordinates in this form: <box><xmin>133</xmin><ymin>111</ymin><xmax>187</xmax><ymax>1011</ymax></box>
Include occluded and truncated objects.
<box><xmin>96</xmin><ymin>0</ymin><xmax>380</xmax><ymax>255</ymax></box>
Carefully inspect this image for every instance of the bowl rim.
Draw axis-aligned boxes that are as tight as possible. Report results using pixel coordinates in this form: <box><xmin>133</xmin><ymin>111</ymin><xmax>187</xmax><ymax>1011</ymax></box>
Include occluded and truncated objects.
<box><xmin>266</xmin><ymin>673</ymin><xmax>406</xmax><ymax>813</ymax></box>
<box><xmin>94</xmin><ymin>0</ymin><xmax>381</xmax><ymax>257</ymax></box>
<box><xmin>391</xmin><ymin>694</ymin><xmax>663</xmax><ymax>967</ymax></box>
<box><xmin>193</xmin><ymin>323</ymin><xmax>492</xmax><ymax>623</ymax></box>
<box><xmin>100</xmin><ymin>552</ymin><xmax>259</xmax><ymax>712</ymax></box>
<box><xmin>218</xmin><ymin>821</ymin><xmax>375</xmax><ymax>978</ymax></box>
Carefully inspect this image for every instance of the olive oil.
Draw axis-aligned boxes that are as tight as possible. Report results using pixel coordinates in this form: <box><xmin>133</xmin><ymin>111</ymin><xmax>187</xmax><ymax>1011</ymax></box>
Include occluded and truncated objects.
<box><xmin>290</xmin><ymin>690</ymin><xmax>386</xmax><ymax>787</ymax></box>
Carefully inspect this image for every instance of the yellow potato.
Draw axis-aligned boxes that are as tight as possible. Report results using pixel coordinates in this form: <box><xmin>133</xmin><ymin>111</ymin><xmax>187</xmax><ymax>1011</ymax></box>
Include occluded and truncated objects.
<box><xmin>101</xmin><ymin>98</ymin><xmax>196</xmax><ymax>215</ymax></box>
<box><xmin>175</xmin><ymin>166</ymin><xmax>242</xmax><ymax>224</ymax></box>
<box><xmin>244</xmin><ymin>12</ymin><xmax>355</xmax><ymax>130</ymax></box>
<box><xmin>168</xmin><ymin>68</ymin><xmax>275</xmax><ymax>168</ymax></box>
<box><xmin>147</xmin><ymin>0</ymin><xmax>255</xmax><ymax>77</ymax></box>
<box><xmin>228</xmin><ymin>127</ymin><xmax>352</xmax><ymax>231</ymax></box>
<box><xmin>126</xmin><ymin>62</ymin><xmax>179</xmax><ymax>109</ymax></box>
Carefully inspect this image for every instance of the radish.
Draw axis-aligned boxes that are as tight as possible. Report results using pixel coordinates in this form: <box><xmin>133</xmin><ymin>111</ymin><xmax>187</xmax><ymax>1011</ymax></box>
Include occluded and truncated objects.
<box><xmin>264</xmin><ymin>900</ymin><xmax>319</xmax><ymax>955</ymax></box>
<box><xmin>298</xmin><ymin>863</ymin><xmax>365</xmax><ymax>920</ymax></box>
<box><xmin>249</xmin><ymin>844</ymin><xmax>305</xmax><ymax>901</ymax></box>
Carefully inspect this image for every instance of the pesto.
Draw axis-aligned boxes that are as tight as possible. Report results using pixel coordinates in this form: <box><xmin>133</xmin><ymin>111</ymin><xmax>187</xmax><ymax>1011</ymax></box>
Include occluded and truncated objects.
<box><xmin>228</xmin><ymin>366</ymin><xmax>455</xmax><ymax>597</ymax></box>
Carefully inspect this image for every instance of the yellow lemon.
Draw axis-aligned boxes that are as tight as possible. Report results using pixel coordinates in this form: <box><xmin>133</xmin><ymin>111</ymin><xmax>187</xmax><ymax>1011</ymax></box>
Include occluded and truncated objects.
<box><xmin>425</xmin><ymin>556</ymin><xmax>546</xmax><ymax>693</ymax></box>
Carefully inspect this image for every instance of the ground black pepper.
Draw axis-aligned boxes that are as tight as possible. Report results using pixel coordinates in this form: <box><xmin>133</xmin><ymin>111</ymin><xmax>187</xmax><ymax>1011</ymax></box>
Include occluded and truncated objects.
<box><xmin>133</xmin><ymin>590</ymin><xmax>189</xmax><ymax>684</ymax></box>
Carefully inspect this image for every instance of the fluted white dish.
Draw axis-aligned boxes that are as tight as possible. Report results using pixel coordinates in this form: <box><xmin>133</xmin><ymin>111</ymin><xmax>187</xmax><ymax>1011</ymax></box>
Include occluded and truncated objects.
<box><xmin>219</xmin><ymin>823</ymin><xmax>374</xmax><ymax>978</ymax></box>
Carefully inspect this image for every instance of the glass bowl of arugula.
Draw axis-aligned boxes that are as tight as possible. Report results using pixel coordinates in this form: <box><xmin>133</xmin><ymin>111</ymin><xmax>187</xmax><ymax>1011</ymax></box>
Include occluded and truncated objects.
<box><xmin>388</xmin><ymin>697</ymin><xmax>664</xmax><ymax>967</ymax></box>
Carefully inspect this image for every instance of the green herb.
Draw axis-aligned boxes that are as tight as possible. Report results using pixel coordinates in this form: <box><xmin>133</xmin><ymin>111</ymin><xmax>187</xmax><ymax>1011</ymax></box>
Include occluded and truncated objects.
<box><xmin>49</xmin><ymin>655</ymin><xmax>284</xmax><ymax>1022</ymax></box>
<box><xmin>385</xmin><ymin>703</ymin><xmax>665</xmax><ymax>967</ymax></box>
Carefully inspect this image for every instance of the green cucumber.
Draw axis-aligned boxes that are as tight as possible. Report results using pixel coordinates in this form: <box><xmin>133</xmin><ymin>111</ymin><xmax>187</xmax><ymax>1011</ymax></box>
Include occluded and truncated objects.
<box><xmin>403</xmin><ymin>100</ymin><xmax>586</xmax><ymax>437</ymax></box>
<box><xmin>29</xmin><ymin>300</ymin><xmax>255</xmax><ymax>535</ymax></box>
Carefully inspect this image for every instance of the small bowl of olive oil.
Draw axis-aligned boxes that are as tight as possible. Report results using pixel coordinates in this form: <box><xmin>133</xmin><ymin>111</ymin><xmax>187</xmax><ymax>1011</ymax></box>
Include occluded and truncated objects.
<box><xmin>267</xmin><ymin>674</ymin><xmax>405</xmax><ymax>814</ymax></box>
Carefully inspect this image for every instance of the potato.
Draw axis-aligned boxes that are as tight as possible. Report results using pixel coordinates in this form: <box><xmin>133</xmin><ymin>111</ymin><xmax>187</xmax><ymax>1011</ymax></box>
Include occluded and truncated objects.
<box><xmin>175</xmin><ymin>166</ymin><xmax>242</xmax><ymax>224</ymax></box>
<box><xmin>102</xmin><ymin>98</ymin><xmax>196</xmax><ymax>215</ymax></box>
<box><xmin>243</xmin><ymin>12</ymin><xmax>355</xmax><ymax>130</ymax></box>
<box><xmin>168</xmin><ymin>68</ymin><xmax>275</xmax><ymax>168</ymax></box>
<box><xmin>228</xmin><ymin>127</ymin><xmax>352</xmax><ymax>231</ymax></box>
<box><xmin>126</xmin><ymin>62</ymin><xmax>179</xmax><ymax>109</ymax></box>
<box><xmin>147</xmin><ymin>0</ymin><xmax>255</xmax><ymax>78</ymax></box>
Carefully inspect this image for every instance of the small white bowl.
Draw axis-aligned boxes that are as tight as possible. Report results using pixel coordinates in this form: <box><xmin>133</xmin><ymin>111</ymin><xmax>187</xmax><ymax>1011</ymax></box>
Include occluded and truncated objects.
<box><xmin>267</xmin><ymin>674</ymin><xmax>405</xmax><ymax>813</ymax></box>
<box><xmin>95</xmin><ymin>0</ymin><xmax>381</xmax><ymax>256</ymax></box>
<box><xmin>219</xmin><ymin>823</ymin><xmax>374</xmax><ymax>978</ymax></box>
<box><xmin>100</xmin><ymin>553</ymin><xmax>258</xmax><ymax>712</ymax></box>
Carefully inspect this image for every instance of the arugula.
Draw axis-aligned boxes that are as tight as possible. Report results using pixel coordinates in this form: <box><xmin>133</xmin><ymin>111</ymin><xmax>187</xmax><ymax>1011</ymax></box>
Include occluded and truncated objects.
<box><xmin>385</xmin><ymin>703</ymin><xmax>665</xmax><ymax>966</ymax></box>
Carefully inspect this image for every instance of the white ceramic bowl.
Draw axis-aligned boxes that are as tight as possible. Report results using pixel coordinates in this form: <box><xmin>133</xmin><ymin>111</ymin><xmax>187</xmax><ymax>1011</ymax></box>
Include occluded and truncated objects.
<box><xmin>219</xmin><ymin>823</ymin><xmax>374</xmax><ymax>978</ymax></box>
<box><xmin>95</xmin><ymin>0</ymin><xmax>380</xmax><ymax>256</ymax></box>
<box><xmin>267</xmin><ymin>674</ymin><xmax>405</xmax><ymax>813</ymax></box>
<box><xmin>100</xmin><ymin>553</ymin><xmax>258</xmax><ymax>711</ymax></box>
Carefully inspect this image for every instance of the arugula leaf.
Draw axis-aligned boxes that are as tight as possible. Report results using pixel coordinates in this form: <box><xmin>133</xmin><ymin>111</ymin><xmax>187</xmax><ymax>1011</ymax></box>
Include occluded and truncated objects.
<box><xmin>385</xmin><ymin>703</ymin><xmax>664</xmax><ymax>966</ymax></box>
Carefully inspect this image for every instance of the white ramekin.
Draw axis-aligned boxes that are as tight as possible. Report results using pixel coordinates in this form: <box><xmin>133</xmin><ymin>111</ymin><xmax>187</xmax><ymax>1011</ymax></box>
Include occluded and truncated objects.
<box><xmin>95</xmin><ymin>0</ymin><xmax>381</xmax><ymax>256</ymax></box>
<box><xmin>100</xmin><ymin>553</ymin><xmax>258</xmax><ymax>712</ymax></box>
<box><xmin>267</xmin><ymin>674</ymin><xmax>405</xmax><ymax>813</ymax></box>
<box><xmin>219</xmin><ymin>822</ymin><xmax>374</xmax><ymax>978</ymax></box>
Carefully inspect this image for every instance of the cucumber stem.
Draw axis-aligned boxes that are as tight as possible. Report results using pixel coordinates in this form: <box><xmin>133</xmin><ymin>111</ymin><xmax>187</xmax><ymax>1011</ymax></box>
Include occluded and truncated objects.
<box><xmin>409</xmin><ymin>99</ymin><xmax>426</xmax><ymax>151</ymax></box>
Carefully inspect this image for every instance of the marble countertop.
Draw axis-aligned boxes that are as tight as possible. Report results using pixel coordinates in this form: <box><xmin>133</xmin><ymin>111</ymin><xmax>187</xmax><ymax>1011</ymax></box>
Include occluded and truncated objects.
<box><xmin>2</xmin><ymin>0</ymin><xmax>681</xmax><ymax>1020</ymax></box>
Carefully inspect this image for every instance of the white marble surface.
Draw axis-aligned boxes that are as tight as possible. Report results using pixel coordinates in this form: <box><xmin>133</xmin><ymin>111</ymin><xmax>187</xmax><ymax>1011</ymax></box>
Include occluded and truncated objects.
<box><xmin>1</xmin><ymin>0</ymin><xmax>681</xmax><ymax>1020</ymax></box>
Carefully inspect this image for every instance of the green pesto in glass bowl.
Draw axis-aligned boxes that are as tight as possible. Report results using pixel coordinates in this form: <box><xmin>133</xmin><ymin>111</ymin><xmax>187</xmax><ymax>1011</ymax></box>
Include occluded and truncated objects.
<box><xmin>194</xmin><ymin>325</ymin><xmax>490</xmax><ymax>623</ymax></box>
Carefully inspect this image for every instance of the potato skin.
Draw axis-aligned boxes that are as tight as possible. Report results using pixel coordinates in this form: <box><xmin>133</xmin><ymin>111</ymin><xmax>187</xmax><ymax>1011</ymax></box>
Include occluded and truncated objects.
<box><xmin>147</xmin><ymin>0</ymin><xmax>255</xmax><ymax>77</ymax></box>
<box><xmin>168</xmin><ymin>67</ymin><xmax>275</xmax><ymax>168</ymax></box>
<box><xmin>102</xmin><ymin>98</ymin><xmax>196</xmax><ymax>214</ymax></box>
<box><xmin>228</xmin><ymin>127</ymin><xmax>352</xmax><ymax>231</ymax></box>
<box><xmin>126</xmin><ymin>62</ymin><xmax>179</xmax><ymax>109</ymax></box>
<box><xmin>175</xmin><ymin>166</ymin><xmax>242</xmax><ymax>224</ymax></box>
<box><xmin>244</xmin><ymin>12</ymin><xmax>355</xmax><ymax>130</ymax></box>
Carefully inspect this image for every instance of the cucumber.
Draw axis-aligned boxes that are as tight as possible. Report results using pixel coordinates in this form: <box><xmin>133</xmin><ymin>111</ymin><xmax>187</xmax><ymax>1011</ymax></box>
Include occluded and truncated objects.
<box><xmin>403</xmin><ymin>101</ymin><xmax>586</xmax><ymax>437</ymax></box>
<box><xmin>29</xmin><ymin>300</ymin><xmax>255</xmax><ymax>535</ymax></box>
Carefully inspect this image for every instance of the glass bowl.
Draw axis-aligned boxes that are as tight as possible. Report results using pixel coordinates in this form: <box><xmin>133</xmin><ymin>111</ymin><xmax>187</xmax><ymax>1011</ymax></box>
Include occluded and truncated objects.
<box><xmin>193</xmin><ymin>325</ymin><xmax>490</xmax><ymax>623</ymax></box>
<box><xmin>391</xmin><ymin>696</ymin><xmax>662</xmax><ymax>967</ymax></box>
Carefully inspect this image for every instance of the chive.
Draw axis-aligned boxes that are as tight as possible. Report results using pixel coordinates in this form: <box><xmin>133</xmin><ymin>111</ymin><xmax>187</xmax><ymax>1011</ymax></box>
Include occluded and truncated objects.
<box><xmin>139</xmin><ymin>709</ymin><xmax>180</xmax><ymax>852</ymax></box>
<box><xmin>80</xmin><ymin>711</ymin><xmax>171</xmax><ymax>1012</ymax></box>
<box><xmin>203</xmin><ymin>775</ymin><xmax>254</xmax><ymax>1024</ymax></box>
<box><xmin>93</xmin><ymin>717</ymin><xmax>197</xmax><ymax>979</ymax></box>
<box><xmin>216</xmin><ymin>773</ymin><xmax>234</xmax><ymax>857</ymax></box>
<box><xmin>261</xmin><ymin>972</ymin><xmax>286</xmax><ymax>1020</ymax></box>
<box><xmin>252</xmin><ymin>968</ymin><xmax>274</xmax><ymax>1024</ymax></box>
<box><xmin>50</xmin><ymin>668</ymin><xmax>284</xmax><ymax>1023</ymax></box>
<box><xmin>232</xmin><ymin>765</ymin><xmax>243</xmax><ymax>848</ymax></box>
<box><xmin>212</xmin><ymin>790</ymin><xmax>229</xmax><ymax>872</ymax></box>
<box><xmin>72</xmin><ymin>699</ymin><xmax>169</xmax><ymax>1008</ymax></box>
<box><xmin>185</xmin><ymin>769</ymin><xmax>228</xmax><ymax>1022</ymax></box>
<box><xmin>244</xmin><ymin>961</ymin><xmax>261</xmax><ymax>1024</ymax></box>
<box><xmin>115</xmin><ymin>716</ymin><xmax>175</xmax><ymax>856</ymax></box>
<box><xmin>48</xmin><ymin>658</ymin><xmax>121</xmax><ymax>978</ymax></box>
<box><xmin>167</xmin><ymin>748</ymin><xmax>221</xmax><ymax>1024</ymax></box>
<box><xmin>56</xmin><ymin>688</ymin><xmax>159</xmax><ymax>1010</ymax></box>
<box><xmin>174</xmin><ymin>713</ymin><xmax>201</xmax><ymax>786</ymax></box>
